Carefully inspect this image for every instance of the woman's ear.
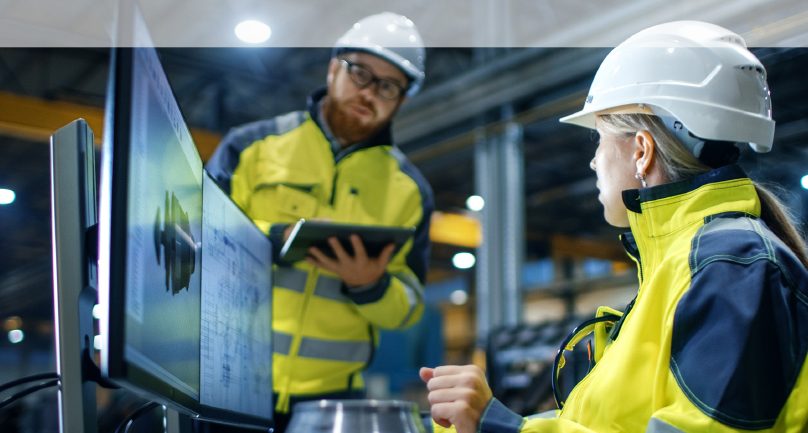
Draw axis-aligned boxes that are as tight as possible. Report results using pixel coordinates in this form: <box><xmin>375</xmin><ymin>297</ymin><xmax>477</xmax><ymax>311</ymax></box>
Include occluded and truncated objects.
<box><xmin>634</xmin><ymin>130</ymin><xmax>656</xmax><ymax>179</ymax></box>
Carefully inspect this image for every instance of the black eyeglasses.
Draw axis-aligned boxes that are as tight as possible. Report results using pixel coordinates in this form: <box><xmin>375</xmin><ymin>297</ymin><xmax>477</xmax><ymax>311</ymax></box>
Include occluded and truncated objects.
<box><xmin>340</xmin><ymin>59</ymin><xmax>407</xmax><ymax>100</ymax></box>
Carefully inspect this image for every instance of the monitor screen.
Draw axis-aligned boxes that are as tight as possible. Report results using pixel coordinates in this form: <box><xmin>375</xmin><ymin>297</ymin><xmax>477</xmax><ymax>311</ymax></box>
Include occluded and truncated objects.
<box><xmin>123</xmin><ymin>43</ymin><xmax>204</xmax><ymax>402</ymax></box>
<box><xmin>97</xmin><ymin>5</ymin><xmax>273</xmax><ymax>427</ymax></box>
<box><xmin>201</xmin><ymin>172</ymin><xmax>273</xmax><ymax>419</ymax></box>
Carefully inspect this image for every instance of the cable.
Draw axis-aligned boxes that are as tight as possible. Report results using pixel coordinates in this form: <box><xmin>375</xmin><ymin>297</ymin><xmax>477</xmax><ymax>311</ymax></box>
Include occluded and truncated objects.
<box><xmin>115</xmin><ymin>401</ymin><xmax>160</xmax><ymax>433</ymax></box>
<box><xmin>552</xmin><ymin>315</ymin><xmax>620</xmax><ymax>409</ymax></box>
<box><xmin>0</xmin><ymin>379</ymin><xmax>60</xmax><ymax>411</ymax></box>
<box><xmin>0</xmin><ymin>372</ymin><xmax>59</xmax><ymax>394</ymax></box>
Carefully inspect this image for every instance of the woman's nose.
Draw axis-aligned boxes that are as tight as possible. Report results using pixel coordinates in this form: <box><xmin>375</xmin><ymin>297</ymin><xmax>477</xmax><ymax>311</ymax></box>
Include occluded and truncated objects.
<box><xmin>590</xmin><ymin>157</ymin><xmax>596</xmax><ymax>171</ymax></box>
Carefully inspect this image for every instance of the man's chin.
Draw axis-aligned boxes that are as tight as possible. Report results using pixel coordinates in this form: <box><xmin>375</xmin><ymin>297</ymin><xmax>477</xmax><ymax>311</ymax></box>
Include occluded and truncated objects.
<box><xmin>325</xmin><ymin>99</ymin><xmax>385</xmax><ymax>144</ymax></box>
<box><xmin>338</xmin><ymin>116</ymin><xmax>379</xmax><ymax>140</ymax></box>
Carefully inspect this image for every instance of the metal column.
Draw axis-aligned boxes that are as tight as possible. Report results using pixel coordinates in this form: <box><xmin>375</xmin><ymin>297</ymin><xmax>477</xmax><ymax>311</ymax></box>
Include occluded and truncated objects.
<box><xmin>475</xmin><ymin>108</ymin><xmax>526</xmax><ymax>344</ymax></box>
<box><xmin>501</xmin><ymin>119</ymin><xmax>525</xmax><ymax>326</ymax></box>
<box><xmin>475</xmin><ymin>129</ymin><xmax>503</xmax><ymax>344</ymax></box>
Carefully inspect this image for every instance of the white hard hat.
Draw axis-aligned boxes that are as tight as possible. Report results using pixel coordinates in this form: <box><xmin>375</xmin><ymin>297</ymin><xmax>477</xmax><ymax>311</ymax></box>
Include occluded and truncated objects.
<box><xmin>560</xmin><ymin>21</ymin><xmax>775</xmax><ymax>153</ymax></box>
<box><xmin>333</xmin><ymin>12</ymin><xmax>426</xmax><ymax>97</ymax></box>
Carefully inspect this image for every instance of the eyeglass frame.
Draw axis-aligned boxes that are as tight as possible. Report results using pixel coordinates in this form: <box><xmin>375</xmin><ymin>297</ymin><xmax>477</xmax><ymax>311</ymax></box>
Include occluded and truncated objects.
<box><xmin>339</xmin><ymin>59</ymin><xmax>408</xmax><ymax>101</ymax></box>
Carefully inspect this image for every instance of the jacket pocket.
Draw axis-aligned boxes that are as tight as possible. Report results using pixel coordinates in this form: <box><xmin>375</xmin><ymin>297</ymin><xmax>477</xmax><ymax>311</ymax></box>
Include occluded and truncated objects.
<box><xmin>253</xmin><ymin>183</ymin><xmax>318</xmax><ymax>221</ymax></box>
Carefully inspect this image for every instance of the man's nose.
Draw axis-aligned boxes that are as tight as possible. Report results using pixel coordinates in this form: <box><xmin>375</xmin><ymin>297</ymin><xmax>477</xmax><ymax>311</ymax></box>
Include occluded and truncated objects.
<box><xmin>356</xmin><ymin>85</ymin><xmax>378</xmax><ymax>104</ymax></box>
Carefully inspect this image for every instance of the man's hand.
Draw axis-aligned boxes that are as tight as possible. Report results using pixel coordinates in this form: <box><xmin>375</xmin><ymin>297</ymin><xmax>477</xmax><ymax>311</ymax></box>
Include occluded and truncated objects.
<box><xmin>282</xmin><ymin>225</ymin><xmax>294</xmax><ymax>243</ymax></box>
<box><xmin>419</xmin><ymin>365</ymin><xmax>493</xmax><ymax>433</ymax></box>
<box><xmin>306</xmin><ymin>234</ymin><xmax>395</xmax><ymax>287</ymax></box>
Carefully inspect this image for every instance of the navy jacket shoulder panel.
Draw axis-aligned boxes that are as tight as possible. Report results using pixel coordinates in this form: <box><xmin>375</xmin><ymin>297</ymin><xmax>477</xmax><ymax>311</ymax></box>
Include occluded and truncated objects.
<box><xmin>672</xmin><ymin>216</ymin><xmax>808</xmax><ymax>429</ymax></box>
<box><xmin>389</xmin><ymin>146</ymin><xmax>434</xmax><ymax>285</ymax></box>
<box><xmin>204</xmin><ymin>112</ymin><xmax>307</xmax><ymax>194</ymax></box>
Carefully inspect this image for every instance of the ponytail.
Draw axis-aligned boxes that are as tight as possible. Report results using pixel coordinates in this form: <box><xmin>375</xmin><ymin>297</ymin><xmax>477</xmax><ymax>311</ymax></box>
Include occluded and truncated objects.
<box><xmin>754</xmin><ymin>183</ymin><xmax>808</xmax><ymax>270</ymax></box>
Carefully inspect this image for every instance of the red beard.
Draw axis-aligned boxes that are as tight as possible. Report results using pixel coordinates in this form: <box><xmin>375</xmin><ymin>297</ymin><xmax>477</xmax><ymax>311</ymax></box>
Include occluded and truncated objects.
<box><xmin>323</xmin><ymin>95</ymin><xmax>383</xmax><ymax>146</ymax></box>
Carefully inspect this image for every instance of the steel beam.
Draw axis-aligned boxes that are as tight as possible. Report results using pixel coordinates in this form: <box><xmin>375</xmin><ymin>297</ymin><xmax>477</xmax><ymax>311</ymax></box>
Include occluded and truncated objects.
<box><xmin>395</xmin><ymin>48</ymin><xmax>609</xmax><ymax>146</ymax></box>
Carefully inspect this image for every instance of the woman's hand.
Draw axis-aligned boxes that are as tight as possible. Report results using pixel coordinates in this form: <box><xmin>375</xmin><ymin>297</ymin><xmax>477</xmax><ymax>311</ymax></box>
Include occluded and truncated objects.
<box><xmin>419</xmin><ymin>365</ymin><xmax>493</xmax><ymax>433</ymax></box>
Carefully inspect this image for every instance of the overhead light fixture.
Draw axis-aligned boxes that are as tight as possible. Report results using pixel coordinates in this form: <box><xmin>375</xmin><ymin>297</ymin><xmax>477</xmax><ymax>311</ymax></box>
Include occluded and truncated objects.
<box><xmin>235</xmin><ymin>20</ymin><xmax>271</xmax><ymax>44</ymax></box>
<box><xmin>94</xmin><ymin>335</ymin><xmax>103</xmax><ymax>351</ymax></box>
<box><xmin>8</xmin><ymin>329</ymin><xmax>24</xmax><ymax>344</ymax></box>
<box><xmin>0</xmin><ymin>188</ymin><xmax>15</xmax><ymax>205</ymax></box>
<box><xmin>452</xmin><ymin>252</ymin><xmax>476</xmax><ymax>269</ymax></box>
<box><xmin>466</xmin><ymin>195</ymin><xmax>484</xmax><ymax>212</ymax></box>
<box><xmin>801</xmin><ymin>175</ymin><xmax>808</xmax><ymax>190</ymax></box>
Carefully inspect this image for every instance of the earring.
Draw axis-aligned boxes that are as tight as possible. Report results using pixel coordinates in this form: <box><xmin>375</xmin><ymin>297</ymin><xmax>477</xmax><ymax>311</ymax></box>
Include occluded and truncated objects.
<box><xmin>635</xmin><ymin>172</ymin><xmax>647</xmax><ymax>188</ymax></box>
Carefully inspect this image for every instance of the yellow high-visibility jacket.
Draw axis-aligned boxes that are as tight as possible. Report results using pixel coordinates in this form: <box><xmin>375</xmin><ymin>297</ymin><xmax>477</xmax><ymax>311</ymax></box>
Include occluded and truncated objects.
<box><xmin>439</xmin><ymin>165</ymin><xmax>808</xmax><ymax>432</ymax></box>
<box><xmin>206</xmin><ymin>88</ymin><xmax>433</xmax><ymax>413</ymax></box>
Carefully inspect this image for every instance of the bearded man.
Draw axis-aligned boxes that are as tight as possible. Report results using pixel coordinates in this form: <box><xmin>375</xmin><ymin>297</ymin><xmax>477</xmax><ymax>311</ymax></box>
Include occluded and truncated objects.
<box><xmin>205</xmin><ymin>12</ymin><xmax>434</xmax><ymax>432</ymax></box>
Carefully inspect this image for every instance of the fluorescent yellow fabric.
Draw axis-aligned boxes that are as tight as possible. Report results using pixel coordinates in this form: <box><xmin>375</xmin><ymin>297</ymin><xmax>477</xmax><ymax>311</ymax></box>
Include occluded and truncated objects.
<box><xmin>471</xmin><ymin>169</ymin><xmax>808</xmax><ymax>433</ymax></box>
<box><xmin>230</xmin><ymin>113</ymin><xmax>428</xmax><ymax>412</ymax></box>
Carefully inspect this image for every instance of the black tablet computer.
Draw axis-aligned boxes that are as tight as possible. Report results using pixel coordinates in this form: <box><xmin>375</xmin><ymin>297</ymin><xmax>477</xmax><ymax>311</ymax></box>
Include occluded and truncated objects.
<box><xmin>279</xmin><ymin>220</ymin><xmax>416</xmax><ymax>263</ymax></box>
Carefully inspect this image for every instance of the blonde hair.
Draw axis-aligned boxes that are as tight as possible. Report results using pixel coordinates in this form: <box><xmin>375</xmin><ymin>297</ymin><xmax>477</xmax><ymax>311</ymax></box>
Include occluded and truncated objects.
<box><xmin>598</xmin><ymin>113</ymin><xmax>808</xmax><ymax>269</ymax></box>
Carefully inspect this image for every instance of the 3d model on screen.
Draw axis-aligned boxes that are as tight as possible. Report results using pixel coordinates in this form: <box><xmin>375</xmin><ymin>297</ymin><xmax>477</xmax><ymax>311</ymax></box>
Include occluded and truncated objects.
<box><xmin>154</xmin><ymin>190</ymin><xmax>197</xmax><ymax>295</ymax></box>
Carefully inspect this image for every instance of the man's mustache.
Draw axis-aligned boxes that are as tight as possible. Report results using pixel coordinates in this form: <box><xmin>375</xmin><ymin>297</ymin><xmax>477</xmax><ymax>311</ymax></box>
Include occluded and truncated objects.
<box><xmin>350</xmin><ymin>96</ymin><xmax>376</xmax><ymax>115</ymax></box>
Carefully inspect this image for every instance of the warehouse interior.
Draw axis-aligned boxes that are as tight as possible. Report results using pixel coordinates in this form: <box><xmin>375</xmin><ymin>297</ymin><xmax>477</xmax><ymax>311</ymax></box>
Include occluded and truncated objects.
<box><xmin>1</xmin><ymin>0</ymin><xmax>808</xmax><ymax>430</ymax></box>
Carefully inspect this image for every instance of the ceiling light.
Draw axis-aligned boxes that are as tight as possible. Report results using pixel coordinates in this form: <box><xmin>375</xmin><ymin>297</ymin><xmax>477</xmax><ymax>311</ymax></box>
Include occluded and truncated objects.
<box><xmin>466</xmin><ymin>195</ymin><xmax>484</xmax><ymax>212</ymax></box>
<box><xmin>94</xmin><ymin>335</ymin><xmax>103</xmax><ymax>351</ymax></box>
<box><xmin>235</xmin><ymin>20</ymin><xmax>271</xmax><ymax>44</ymax></box>
<box><xmin>8</xmin><ymin>329</ymin><xmax>23</xmax><ymax>344</ymax></box>
<box><xmin>801</xmin><ymin>175</ymin><xmax>808</xmax><ymax>189</ymax></box>
<box><xmin>452</xmin><ymin>252</ymin><xmax>476</xmax><ymax>269</ymax></box>
<box><xmin>0</xmin><ymin>189</ymin><xmax>15</xmax><ymax>205</ymax></box>
<box><xmin>450</xmin><ymin>289</ymin><xmax>468</xmax><ymax>305</ymax></box>
<box><xmin>92</xmin><ymin>304</ymin><xmax>101</xmax><ymax>319</ymax></box>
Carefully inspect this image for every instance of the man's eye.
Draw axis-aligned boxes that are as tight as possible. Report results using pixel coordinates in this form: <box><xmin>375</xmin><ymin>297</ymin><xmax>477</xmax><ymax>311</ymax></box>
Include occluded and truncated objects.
<box><xmin>353</xmin><ymin>67</ymin><xmax>370</xmax><ymax>80</ymax></box>
<box><xmin>379</xmin><ymin>81</ymin><xmax>394</xmax><ymax>92</ymax></box>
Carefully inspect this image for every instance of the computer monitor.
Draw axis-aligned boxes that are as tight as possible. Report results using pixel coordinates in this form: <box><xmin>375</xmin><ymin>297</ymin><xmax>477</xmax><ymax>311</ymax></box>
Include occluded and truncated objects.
<box><xmin>97</xmin><ymin>5</ymin><xmax>273</xmax><ymax>428</ymax></box>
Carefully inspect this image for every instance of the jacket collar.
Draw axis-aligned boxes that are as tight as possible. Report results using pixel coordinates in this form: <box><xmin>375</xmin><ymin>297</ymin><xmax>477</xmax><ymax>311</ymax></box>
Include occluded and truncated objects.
<box><xmin>621</xmin><ymin>164</ymin><xmax>750</xmax><ymax>214</ymax></box>
<box><xmin>619</xmin><ymin>164</ymin><xmax>761</xmax><ymax>276</ymax></box>
<box><xmin>306</xmin><ymin>87</ymin><xmax>395</xmax><ymax>152</ymax></box>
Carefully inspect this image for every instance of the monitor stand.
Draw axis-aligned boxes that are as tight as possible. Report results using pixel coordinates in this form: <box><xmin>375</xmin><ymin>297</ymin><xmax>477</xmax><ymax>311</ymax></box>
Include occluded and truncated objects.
<box><xmin>164</xmin><ymin>407</ymin><xmax>193</xmax><ymax>433</ymax></box>
<box><xmin>51</xmin><ymin>119</ymin><xmax>100</xmax><ymax>433</ymax></box>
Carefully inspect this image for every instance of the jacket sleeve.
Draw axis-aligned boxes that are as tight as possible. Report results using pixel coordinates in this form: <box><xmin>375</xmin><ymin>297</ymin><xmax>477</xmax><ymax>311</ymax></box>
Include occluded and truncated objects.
<box><xmin>429</xmin><ymin>399</ymin><xmax>596</xmax><ymax>433</ymax></box>
<box><xmin>342</xmin><ymin>158</ymin><xmax>434</xmax><ymax>330</ymax></box>
<box><xmin>205</xmin><ymin>119</ymin><xmax>279</xmax><ymax>196</ymax></box>
<box><xmin>205</xmin><ymin>119</ymin><xmax>288</xmax><ymax>254</ymax></box>
<box><xmin>643</xmin><ymin>247</ymin><xmax>808</xmax><ymax>433</ymax></box>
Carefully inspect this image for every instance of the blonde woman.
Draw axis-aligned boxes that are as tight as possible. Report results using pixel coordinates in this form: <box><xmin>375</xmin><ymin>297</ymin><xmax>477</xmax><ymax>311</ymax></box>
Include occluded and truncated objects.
<box><xmin>421</xmin><ymin>21</ymin><xmax>808</xmax><ymax>433</ymax></box>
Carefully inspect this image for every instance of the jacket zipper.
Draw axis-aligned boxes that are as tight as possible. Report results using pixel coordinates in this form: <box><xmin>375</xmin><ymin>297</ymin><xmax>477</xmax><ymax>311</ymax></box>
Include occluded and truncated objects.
<box><xmin>620</xmin><ymin>233</ymin><xmax>643</xmax><ymax>283</ymax></box>
<box><xmin>330</xmin><ymin>171</ymin><xmax>338</xmax><ymax>206</ymax></box>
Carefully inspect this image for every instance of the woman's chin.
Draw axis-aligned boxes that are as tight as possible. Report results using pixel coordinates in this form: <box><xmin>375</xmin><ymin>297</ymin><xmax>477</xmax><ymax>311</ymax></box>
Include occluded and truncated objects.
<box><xmin>603</xmin><ymin>209</ymin><xmax>631</xmax><ymax>228</ymax></box>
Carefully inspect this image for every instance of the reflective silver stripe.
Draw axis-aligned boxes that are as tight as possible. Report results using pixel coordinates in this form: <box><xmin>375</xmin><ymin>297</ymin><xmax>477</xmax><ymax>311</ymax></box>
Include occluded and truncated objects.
<box><xmin>701</xmin><ymin>215</ymin><xmax>757</xmax><ymax>236</ymax></box>
<box><xmin>274</xmin><ymin>267</ymin><xmax>307</xmax><ymax>292</ymax></box>
<box><xmin>393</xmin><ymin>272</ymin><xmax>424</xmax><ymax>328</ymax></box>
<box><xmin>273</xmin><ymin>331</ymin><xmax>293</xmax><ymax>355</ymax></box>
<box><xmin>298</xmin><ymin>337</ymin><xmax>371</xmax><ymax>363</ymax></box>
<box><xmin>274</xmin><ymin>111</ymin><xmax>305</xmax><ymax>135</ymax></box>
<box><xmin>314</xmin><ymin>275</ymin><xmax>347</xmax><ymax>302</ymax></box>
<box><xmin>526</xmin><ymin>410</ymin><xmax>558</xmax><ymax>420</ymax></box>
<box><xmin>646</xmin><ymin>418</ymin><xmax>685</xmax><ymax>433</ymax></box>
